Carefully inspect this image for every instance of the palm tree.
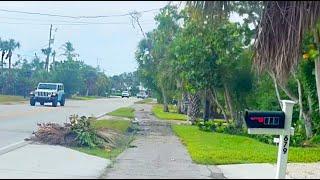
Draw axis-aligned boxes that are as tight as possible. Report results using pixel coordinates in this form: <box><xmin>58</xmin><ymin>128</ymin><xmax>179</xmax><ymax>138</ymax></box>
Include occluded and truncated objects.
<box><xmin>51</xmin><ymin>50</ymin><xmax>56</xmax><ymax>70</ymax></box>
<box><xmin>41</xmin><ymin>47</ymin><xmax>52</xmax><ymax>71</ymax></box>
<box><xmin>0</xmin><ymin>40</ymin><xmax>8</xmax><ymax>70</ymax></box>
<box><xmin>61</xmin><ymin>41</ymin><xmax>79</xmax><ymax>61</ymax></box>
<box><xmin>187</xmin><ymin>92</ymin><xmax>201</xmax><ymax>124</ymax></box>
<box><xmin>5</xmin><ymin>39</ymin><xmax>20</xmax><ymax>70</ymax></box>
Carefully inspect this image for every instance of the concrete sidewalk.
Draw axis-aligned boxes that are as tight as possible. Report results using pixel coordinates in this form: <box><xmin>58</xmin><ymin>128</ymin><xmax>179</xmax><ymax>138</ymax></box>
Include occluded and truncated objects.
<box><xmin>0</xmin><ymin>143</ymin><xmax>111</xmax><ymax>178</ymax></box>
<box><xmin>215</xmin><ymin>163</ymin><xmax>320</xmax><ymax>179</ymax></box>
<box><xmin>102</xmin><ymin>104</ymin><xmax>224</xmax><ymax>179</ymax></box>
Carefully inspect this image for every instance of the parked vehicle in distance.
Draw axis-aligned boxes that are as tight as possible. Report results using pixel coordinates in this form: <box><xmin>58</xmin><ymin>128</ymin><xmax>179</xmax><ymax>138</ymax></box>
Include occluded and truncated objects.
<box><xmin>30</xmin><ymin>83</ymin><xmax>65</xmax><ymax>107</ymax></box>
<box><xmin>121</xmin><ymin>91</ymin><xmax>130</xmax><ymax>98</ymax></box>
<box><xmin>137</xmin><ymin>91</ymin><xmax>148</xmax><ymax>99</ymax></box>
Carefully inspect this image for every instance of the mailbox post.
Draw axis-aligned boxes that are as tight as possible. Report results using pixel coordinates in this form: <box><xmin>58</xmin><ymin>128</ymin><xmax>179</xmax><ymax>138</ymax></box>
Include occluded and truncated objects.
<box><xmin>275</xmin><ymin>100</ymin><xmax>296</xmax><ymax>179</ymax></box>
<box><xmin>244</xmin><ymin>100</ymin><xmax>296</xmax><ymax>179</ymax></box>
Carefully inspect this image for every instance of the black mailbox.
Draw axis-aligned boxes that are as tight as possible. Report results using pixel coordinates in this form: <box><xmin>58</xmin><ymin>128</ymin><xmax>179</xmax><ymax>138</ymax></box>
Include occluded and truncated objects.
<box><xmin>244</xmin><ymin>110</ymin><xmax>285</xmax><ymax>129</ymax></box>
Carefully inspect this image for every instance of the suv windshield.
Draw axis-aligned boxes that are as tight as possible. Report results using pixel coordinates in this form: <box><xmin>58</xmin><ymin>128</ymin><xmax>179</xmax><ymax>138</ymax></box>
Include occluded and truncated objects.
<box><xmin>38</xmin><ymin>84</ymin><xmax>57</xmax><ymax>90</ymax></box>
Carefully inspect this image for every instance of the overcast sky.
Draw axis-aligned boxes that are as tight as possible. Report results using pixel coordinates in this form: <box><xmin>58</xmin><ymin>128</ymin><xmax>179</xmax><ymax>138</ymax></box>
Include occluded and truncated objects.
<box><xmin>0</xmin><ymin>1</ymin><xmax>172</xmax><ymax>76</ymax></box>
<box><xmin>0</xmin><ymin>1</ymin><xmax>241</xmax><ymax>76</ymax></box>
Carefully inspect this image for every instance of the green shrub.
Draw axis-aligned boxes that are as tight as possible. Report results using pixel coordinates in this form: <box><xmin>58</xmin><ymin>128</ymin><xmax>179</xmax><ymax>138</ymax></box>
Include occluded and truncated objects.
<box><xmin>196</xmin><ymin>118</ymin><xmax>315</xmax><ymax>147</ymax></box>
<box><xmin>311</xmin><ymin>135</ymin><xmax>320</xmax><ymax>144</ymax></box>
<box><xmin>69</xmin><ymin>115</ymin><xmax>103</xmax><ymax>148</ymax></box>
<box><xmin>197</xmin><ymin>121</ymin><xmax>216</xmax><ymax>132</ymax></box>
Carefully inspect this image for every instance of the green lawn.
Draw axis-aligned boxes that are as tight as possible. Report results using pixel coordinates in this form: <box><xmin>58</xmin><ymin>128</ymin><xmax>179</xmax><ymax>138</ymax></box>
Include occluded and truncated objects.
<box><xmin>173</xmin><ymin>125</ymin><xmax>320</xmax><ymax>165</ymax></box>
<box><xmin>152</xmin><ymin>104</ymin><xmax>187</xmax><ymax>121</ymax></box>
<box><xmin>0</xmin><ymin>95</ymin><xmax>26</xmax><ymax>104</ymax></box>
<box><xmin>107</xmin><ymin>107</ymin><xmax>135</xmax><ymax>118</ymax></box>
<box><xmin>70</xmin><ymin>96</ymin><xmax>102</xmax><ymax>100</ymax></box>
<box><xmin>134</xmin><ymin>98</ymin><xmax>154</xmax><ymax>104</ymax></box>
<box><xmin>91</xmin><ymin>119</ymin><xmax>131</xmax><ymax>133</ymax></box>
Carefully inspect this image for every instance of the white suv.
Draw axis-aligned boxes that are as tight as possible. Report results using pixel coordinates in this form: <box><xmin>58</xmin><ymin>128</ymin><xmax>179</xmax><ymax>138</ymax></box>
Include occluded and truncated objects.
<box><xmin>30</xmin><ymin>83</ymin><xmax>65</xmax><ymax>107</ymax></box>
<box><xmin>121</xmin><ymin>91</ymin><xmax>130</xmax><ymax>98</ymax></box>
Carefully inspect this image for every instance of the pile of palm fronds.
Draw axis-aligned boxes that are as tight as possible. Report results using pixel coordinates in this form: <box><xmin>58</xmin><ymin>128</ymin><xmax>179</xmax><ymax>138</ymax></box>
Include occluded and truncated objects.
<box><xmin>30</xmin><ymin>122</ymin><xmax>77</xmax><ymax>146</ymax></box>
<box><xmin>253</xmin><ymin>1</ymin><xmax>320</xmax><ymax>83</ymax></box>
<box><xmin>29</xmin><ymin>115</ymin><xmax>120</xmax><ymax>149</ymax></box>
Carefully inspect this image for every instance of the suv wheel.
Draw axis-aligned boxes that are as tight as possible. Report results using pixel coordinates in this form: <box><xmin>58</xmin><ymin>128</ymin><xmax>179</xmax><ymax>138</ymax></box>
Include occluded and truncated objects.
<box><xmin>40</xmin><ymin>101</ymin><xmax>44</xmax><ymax>106</ymax></box>
<box><xmin>52</xmin><ymin>97</ymin><xmax>58</xmax><ymax>107</ymax></box>
<box><xmin>60</xmin><ymin>96</ymin><xmax>65</xmax><ymax>106</ymax></box>
<box><xmin>30</xmin><ymin>98</ymin><xmax>36</xmax><ymax>106</ymax></box>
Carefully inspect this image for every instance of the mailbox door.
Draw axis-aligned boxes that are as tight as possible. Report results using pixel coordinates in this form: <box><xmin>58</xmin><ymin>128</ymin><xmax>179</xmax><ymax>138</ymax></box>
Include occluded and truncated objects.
<box><xmin>244</xmin><ymin>111</ymin><xmax>285</xmax><ymax>129</ymax></box>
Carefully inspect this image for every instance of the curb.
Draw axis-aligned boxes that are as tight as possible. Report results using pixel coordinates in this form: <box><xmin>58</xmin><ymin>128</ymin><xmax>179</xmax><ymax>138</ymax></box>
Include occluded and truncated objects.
<box><xmin>0</xmin><ymin>140</ymin><xmax>31</xmax><ymax>156</ymax></box>
<box><xmin>96</xmin><ymin>113</ymin><xmax>107</xmax><ymax>119</ymax></box>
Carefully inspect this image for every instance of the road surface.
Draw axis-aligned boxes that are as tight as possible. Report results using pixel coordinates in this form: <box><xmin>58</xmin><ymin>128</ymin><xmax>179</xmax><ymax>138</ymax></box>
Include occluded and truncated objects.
<box><xmin>0</xmin><ymin>97</ymin><xmax>138</xmax><ymax>149</ymax></box>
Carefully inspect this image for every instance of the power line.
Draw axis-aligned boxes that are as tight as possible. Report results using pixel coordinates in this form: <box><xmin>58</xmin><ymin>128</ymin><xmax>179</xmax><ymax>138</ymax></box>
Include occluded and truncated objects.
<box><xmin>0</xmin><ymin>15</ymin><xmax>155</xmax><ymax>24</ymax></box>
<box><xmin>0</xmin><ymin>21</ymin><xmax>154</xmax><ymax>26</ymax></box>
<box><xmin>0</xmin><ymin>8</ymin><xmax>159</xmax><ymax>19</ymax></box>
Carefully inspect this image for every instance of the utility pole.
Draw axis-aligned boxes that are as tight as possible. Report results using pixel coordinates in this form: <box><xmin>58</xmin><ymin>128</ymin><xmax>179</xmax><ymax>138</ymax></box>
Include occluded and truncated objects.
<box><xmin>45</xmin><ymin>24</ymin><xmax>53</xmax><ymax>72</ymax></box>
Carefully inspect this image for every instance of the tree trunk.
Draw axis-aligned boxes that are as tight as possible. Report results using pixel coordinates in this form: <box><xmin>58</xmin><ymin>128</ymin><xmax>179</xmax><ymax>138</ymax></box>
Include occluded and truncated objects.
<box><xmin>181</xmin><ymin>92</ymin><xmax>188</xmax><ymax>114</ymax></box>
<box><xmin>279</xmin><ymin>83</ymin><xmax>313</xmax><ymax>138</ymax></box>
<box><xmin>313</xmin><ymin>30</ymin><xmax>320</xmax><ymax>115</ymax></box>
<box><xmin>210</xmin><ymin>89</ymin><xmax>229</xmax><ymax>122</ymax></box>
<box><xmin>203</xmin><ymin>89</ymin><xmax>210</xmax><ymax>122</ymax></box>
<box><xmin>279</xmin><ymin>84</ymin><xmax>298</xmax><ymax>102</ymax></box>
<box><xmin>52</xmin><ymin>53</ymin><xmax>55</xmax><ymax>71</ymax></box>
<box><xmin>304</xmin><ymin>95</ymin><xmax>314</xmax><ymax>138</ymax></box>
<box><xmin>294</xmin><ymin>75</ymin><xmax>303</xmax><ymax>120</ymax></box>
<box><xmin>315</xmin><ymin>56</ymin><xmax>320</xmax><ymax>115</ymax></box>
<box><xmin>187</xmin><ymin>92</ymin><xmax>200</xmax><ymax>124</ymax></box>
<box><xmin>86</xmin><ymin>88</ymin><xmax>89</xmax><ymax>96</ymax></box>
<box><xmin>269</xmin><ymin>72</ymin><xmax>282</xmax><ymax>109</ymax></box>
<box><xmin>8</xmin><ymin>53</ymin><xmax>11</xmax><ymax>70</ymax></box>
<box><xmin>161</xmin><ymin>87</ymin><xmax>169</xmax><ymax>112</ymax></box>
<box><xmin>1</xmin><ymin>51</ymin><xmax>4</xmax><ymax>71</ymax></box>
<box><xmin>224</xmin><ymin>84</ymin><xmax>235</xmax><ymax>121</ymax></box>
<box><xmin>176</xmin><ymin>80</ymin><xmax>183</xmax><ymax>114</ymax></box>
<box><xmin>45</xmin><ymin>56</ymin><xmax>49</xmax><ymax>72</ymax></box>
<box><xmin>177</xmin><ymin>98</ymin><xmax>183</xmax><ymax>114</ymax></box>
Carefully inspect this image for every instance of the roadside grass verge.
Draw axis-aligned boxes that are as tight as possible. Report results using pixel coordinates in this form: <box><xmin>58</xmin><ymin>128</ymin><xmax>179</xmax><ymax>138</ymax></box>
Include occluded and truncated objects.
<box><xmin>134</xmin><ymin>98</ymin><xmax>154</xmax><ymax>104</ymax></box>
<box><xmin>172</xmin><ymin>125</ymin><xmax>320</xmax><ymax>165</ymax></box>
<box><xmin>91</xmin><ymin>119</ymin><xmax>131</xmax><ymax>133</ymax></box>
<box><xmin>0</xmin><ymin>95</ymin><xmax>26</xmax><ymax>104</ymax></box>
<box><xmin>152</xmin><ymin>104</ymin><xmax>187</xmax><ymax>121</ymax></box>
<box><xmin>107</xmin><ymin>107</ymin><xmax>135</xmax><ymax>118</ymax></box>
<box><xmin>70</xmin><ymin>95</ymin><xmax>103</xmax><ymax>100</ymax></box>
<box><xmin>74</xmin><ymin>119</ymin><xmax>135</xmax><ymax>160</ymax></box>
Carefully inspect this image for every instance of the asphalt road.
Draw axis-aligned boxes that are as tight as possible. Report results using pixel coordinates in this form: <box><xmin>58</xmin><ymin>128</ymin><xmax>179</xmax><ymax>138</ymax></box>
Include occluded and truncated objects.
<box><xmin>0</xmin><ymin>97</ymin><xmax>138</xmax><ymax>148</ymax></box>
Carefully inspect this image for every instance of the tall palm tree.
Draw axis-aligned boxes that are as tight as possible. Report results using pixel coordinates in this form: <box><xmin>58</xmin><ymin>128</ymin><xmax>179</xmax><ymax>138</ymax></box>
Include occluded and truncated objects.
<box><xmin>51</xmin><ymin>50</ymin><xmax>56</xmax><ymax>70</ymax></box>
<box><xmin>5</xmin><ymin>39</ymin><xmax>20</xmax><ymax>70</ymax></box>
<box><xmin>61</xmin><ymin>41</ymin><xmax>79</xmax><ymax>61</ymax></box>
<box><xmin>0</xmin><ymin>40</ymin><xmax>8</xmax><ymax>70</ymax></box>
<box><xmin>41</xmin><ymin>47</ymin><xmax>51</xmax><ymax>71</ymax></box>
